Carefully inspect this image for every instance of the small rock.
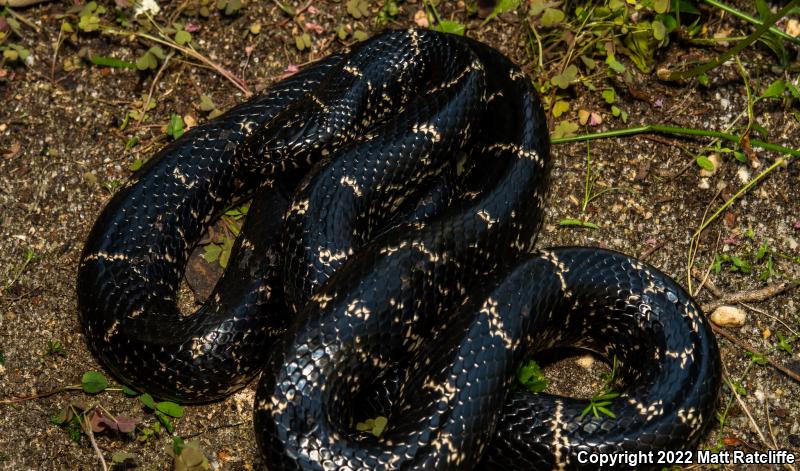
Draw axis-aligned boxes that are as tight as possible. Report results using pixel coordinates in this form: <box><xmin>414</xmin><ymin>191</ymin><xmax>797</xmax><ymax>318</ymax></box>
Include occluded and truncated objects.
<box><xmin>736</xmin><ymin>166</ymin><xmax>751</xmax><ymax>183</ymax></box>
<box><xmin>787</xmin><ymin>19</ymin><xmax>800</xmax><ymax>38</ymax></box>
<box><xmin>710</xmin><ymin>305</ymin><xmax>746</xmax><ymax>327</ymax></box>
<box><xmin>575</xmin><ymin>355</ymin><xmax>595</xmax><ymax>370</ymax></box>
<box><xmin>134</xmin><ymin>0</ymin><xmax>161</xmax><ymax>16</ymax></box>
<box><xmin>183</xmin><ymin>114</ymin><xmax>197</xmax><ymax>130</ymax></box>
<box><xmin>414</xmin><ymin>10</ymin><xmax>429</xmax><ymax>27</ymax></box>
<box><xmin>83</xmin><ymin>172</ymin><xmax>98</xmax><ymax>186</ymax></box>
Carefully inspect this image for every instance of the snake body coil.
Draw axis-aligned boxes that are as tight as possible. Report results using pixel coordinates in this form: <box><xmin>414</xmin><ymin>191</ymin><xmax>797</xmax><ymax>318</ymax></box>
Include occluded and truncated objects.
<box><xmin>78</xmin><ymin>29</ymin><xmax>721</xmax><ymax>470</ymax></box>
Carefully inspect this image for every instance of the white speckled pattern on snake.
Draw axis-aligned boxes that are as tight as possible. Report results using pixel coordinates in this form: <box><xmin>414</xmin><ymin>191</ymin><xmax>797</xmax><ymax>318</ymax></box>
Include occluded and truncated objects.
<box><xmin>77</xmin><ymin>29</ymin><xmax>721</xmax><ymax>470</ymax></box>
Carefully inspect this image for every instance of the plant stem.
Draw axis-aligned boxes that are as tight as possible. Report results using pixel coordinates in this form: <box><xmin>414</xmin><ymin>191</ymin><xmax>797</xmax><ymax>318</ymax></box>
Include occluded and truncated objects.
<box><xmin>554</xmin><ymin>124</ymin><xmax>795</xmax><ymax>295</ymax></box>
<box><xmin>734</xmin><ymin>56</ymin><xmax>757</xmax><ymax>162</ymax></box>
<box><xmin>551</xmin><ymin>124</ymin><xmax>800</xmax><ymax>157</ymax></box>
<box><xmin>685</xmin><ymin>157</ymin><xmax>787</xmax><ymax>293</ymax></box>
<box><xmin>4</xmin><ymin>5</ymin><xmax>40</xmax><ymax>32</ymax></box>
<box><xmin>692</xmin><ymin>156</ymin><xmax>788</xmax><ymax>240</ymax></box>
<box><xmin>425</xmin><ymin>0</ymin><xmax>442</xmax><ymax>24</ymax></box>
<box><xmin>526</xmin><ymin>20</ymin><xmax>543</xmax><ymax>70</ymax></box>
<box><xmin>0</xmin><ymin>385</ymin><xmax>129</xmax><ymax>405</ymax></box>
<box><xmin>0</xmin><ymin>385</ymin><xmax>83</xmax><ymax>404</ymax></box>
<box><xmin>687</xmin><ymin>36</ymin><xmax>748</xmax><ymax>45</ymax></box>
<box><xmin>50</xmin><ymin>26</ymin><xmax>64</xmax><ymax>85</ymax></box>
<box><xmin>2</xmin><ymin>250</ymin><xmax>34</xmax><ymax>294</ymax></box>
<box><xmin>687</xmin><ymin>195</ymin><xmax>722</xmax><ymax>295</ymax></box>
<box><xmin>137</xmin><ymin>52</ymin><xmax>174</xmax><ymax>128</ymax></box>
<box><xmin>661</xmin><ymin>0</ymin><xmax>800</xmax><ymax>81</ymax></box>
<box><xmin>702</xmin><ymin>0</ymin><xmax>800</xmax><ymax>46</ymax></box>
<box><xmin>140</xmin><ymin>31</ymin><xmax>251</xmax><ymax>96</ymax></box>
<box><xmin>582</xmin><ymin>141</ymin><xmax>591</xmax><ymax>212</ymax></box>
<box><xmin>722</xmin><ymin>368</ymin><xmax>770</xmax><ymax>447</ymax></box>
<box><xmin>83</xmin><ymin>414</ymin><xmax>109</xmax><ymax>471</ymax></box>
<box><xmin>103</xmin><ymin>28</ymin><xmax>251</xmax><ymax>96</ymax></box>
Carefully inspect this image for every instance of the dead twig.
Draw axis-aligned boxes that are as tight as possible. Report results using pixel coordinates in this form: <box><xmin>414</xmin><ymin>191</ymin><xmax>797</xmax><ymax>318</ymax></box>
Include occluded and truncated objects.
<box><xmin>639</xmin><ymin>238</ymin><xmax>670</xmax><ymax>261</ymax></box>
<box><xmin>182</xmin><ymin>421</ymin><xmax>245</xmax><ymax>439</ymax></box>
<box><xmin>82</xmin><ymin>415</ymin><xmax>108</xmax><ymax>471</ymax></box>
<box><xmin>642</xmin><ymin>135</ymin><xmax>697</xmax><ymax>157</ymax></box>
<box><xmin>4</xmin><ymin>4</ymin><xmax>40</xmax><ymax>31</ymax></box>
<box><xmin>741</xmin><ymin>303</ymin><xmax>799</xmax><ymax>337</ymax></box>
<box><xmin>691</xmin><ymin>267</ymin><xmax>724</xmax><ymax>297</ymax></box>
<box><xmin>3</xmin><ymin>0</ymin><xmax>49</xmax><ymax>7</ymax></box>
<box><xmin>712</xmin><ymin>324</ymin><xmax>800</xmax><ymax>384</ymax></box>
<box><xmin>50</xmin><ymin>24</ymin><xmax>65</xmax><ymax>84</ymax></box>
<box><xmin>0</xmin><ymin>385</ymin><xmax>127</xmax><ymax>405</ymax></box>
<box><xmin>722</xmin><ymin>365</ymin><xmax>770</xmax><ymax>448</ymax></box>
<box><xmin>692</xmin><ymin>268</ymin><xmax>798</xmax><ymax>312</ymax></box>
<box><xmin>705</xmin><ymin>282</ymin><xmax>797</xmax><ymax>313</ymax></box>
<box><xmin>101</xmin><ymin>26</ymin><xmax>251</xmax><ymax>96</ymax></box>
<box><xmin>765</xmin><ymin>397</ymin><xmax>778</xmax><ymax>450</ymax></box>
<box><xmin>136</xmin><ymin>52</ymin><xmax>174</xmax><ymax>128</ymax></box>
<box><xmin>0</xmin><ymin>386</ymin><xmax>82</xmax><ymax>405</ymax></box>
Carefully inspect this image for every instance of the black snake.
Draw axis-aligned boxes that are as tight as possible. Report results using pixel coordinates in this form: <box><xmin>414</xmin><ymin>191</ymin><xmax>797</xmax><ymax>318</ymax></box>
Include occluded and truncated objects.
<box><xmin>77</xmin><ymin>29</ymin><xmax>721</xmax><ymax>470</ymax></box>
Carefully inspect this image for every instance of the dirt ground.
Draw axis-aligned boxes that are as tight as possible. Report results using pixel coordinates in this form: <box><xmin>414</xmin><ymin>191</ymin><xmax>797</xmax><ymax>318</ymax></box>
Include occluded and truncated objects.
<box><xmin>0</xmin><ymin>0</ymin><xmax>798</xmax><ymax>470</ymax></box>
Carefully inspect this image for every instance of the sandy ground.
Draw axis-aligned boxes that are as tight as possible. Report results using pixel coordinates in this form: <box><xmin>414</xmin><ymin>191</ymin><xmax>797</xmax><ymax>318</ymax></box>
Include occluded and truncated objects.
<box><xmin>0</xmin><ymin>0</ymin><xmax>798</xmax><ymax>469</ymax></box>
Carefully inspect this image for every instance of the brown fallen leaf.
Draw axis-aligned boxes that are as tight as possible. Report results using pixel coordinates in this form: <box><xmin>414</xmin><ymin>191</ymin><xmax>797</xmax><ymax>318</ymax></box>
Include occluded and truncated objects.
<box><xmin>723</xmin><ymin>436</ymin><xmax>742</xmax><ymax>446</ymax></box>
<box><xmin>305</xmin><ymin>21</ymin><xmax>324</xmax><ymax>34</ymax></box>
<box><xmin>216</xmin><ymin>449</ymin><xmax>234</xmax><ymax>462</ymax></box>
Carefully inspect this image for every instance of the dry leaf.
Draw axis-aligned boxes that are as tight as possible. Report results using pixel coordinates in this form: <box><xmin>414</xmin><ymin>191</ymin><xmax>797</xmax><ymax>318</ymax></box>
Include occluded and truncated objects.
<box><xmin>578</xmin><ymin>109</ymin><xmax>590</xmax><ymax>125</ymax></box>
<box><xmin>305</xmin><ymin>22</ymin><xmax>324</xmax><ymax>34</ymax></box>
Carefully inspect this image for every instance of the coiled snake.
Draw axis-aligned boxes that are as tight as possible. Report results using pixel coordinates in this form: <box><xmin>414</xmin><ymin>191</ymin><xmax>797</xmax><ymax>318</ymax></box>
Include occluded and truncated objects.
<box><xmin>78</xmin><ymin>29</ymin><xmax>721</xmax><ymax>470</ymax></box>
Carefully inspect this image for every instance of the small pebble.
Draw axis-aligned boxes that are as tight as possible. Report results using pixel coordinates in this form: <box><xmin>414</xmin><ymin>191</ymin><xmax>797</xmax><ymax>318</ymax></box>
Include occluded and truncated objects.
<box><xmin>710</xmin><ymin>305</ymin><xmax>746</xmax><ymax>327</ymax></box>
<box><xmin>83</xmin><ymin>172</ymin><xmax>98</xmax><ymax>186</ymax></box>
<box><xmin>575</xmin><ymin>355</ymin><xmax>594</xmax><ymax>370</ymax></box>
<box><xmin>736</xmin><ymin>166</ymin><xmax>751</xmax><ymax>183</ymax></box>
<box><xmin>787</xmin><ymin>19</ymin><xmax>800</xmax><ymax>37</ymax></box>
<box><xmin>184</xmin><ymin>114</ymin><xmax>197</xmax><ymax>129</ymax></box>
<box><xmin>414</xmin><ymin>10</ymin><xmax>429</xmax><ymax>27</ymax></box>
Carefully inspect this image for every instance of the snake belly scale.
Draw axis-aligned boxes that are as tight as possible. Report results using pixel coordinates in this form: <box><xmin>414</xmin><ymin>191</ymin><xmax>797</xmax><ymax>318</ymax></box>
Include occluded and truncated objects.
<box><xmin>77</xmin><ymin>29</ymin><xmax>721</xmax><ymax>470</ymax></box>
